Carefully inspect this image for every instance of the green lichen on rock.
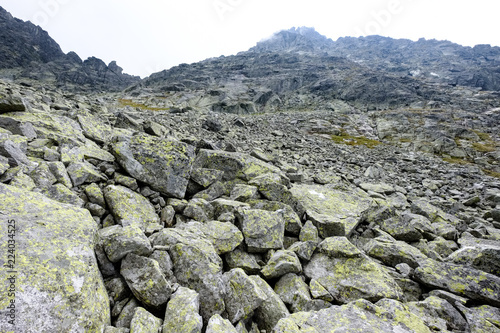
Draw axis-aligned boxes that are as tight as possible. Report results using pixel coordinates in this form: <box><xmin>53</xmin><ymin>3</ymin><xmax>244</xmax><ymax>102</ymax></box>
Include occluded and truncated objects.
<box><xmin>0</xmin><ymin>183</ymin><xmax>110</xmax><ymax>333</ymax></box>
<box><xmin>112</xmin><ymin>133</ymin><xmax>195</xmax><ymax>198</ymax></box>
<box><xmin>290</xmin><ymin>184</ymin><xmax>373</xmax><ymax>237</ymax></box>
<box><xmin>414</xmin><ymin>259</ymin><xmax>500</xmax><ymax>306</ymax></box>
<box><xmin>162</xmin><ymin>287</ymin><xmax>203</xmax><ymax>333</ymax></box>
<box><xmin>104</xmin><ymin>185</ymin><xmax>161</xmax><ymax>233</ymax></box>
<box><xmin>305</xmin><ymin>237</ymin><xmax>403</xmax><ymax>304</ymax></box>
<box><xmin>236</xmin><ymin>208</ymin><xmax>285</xmax><ymax>253</ymax></box>
<box><xmin>129</xmin><ymin>307</ymin><xmax>163</xmax><ymax>333</ymax></box>
<box><xmin>206</xmin><ymin>314</ymin><xmax>238</xmax><ymax>333</ymax></box>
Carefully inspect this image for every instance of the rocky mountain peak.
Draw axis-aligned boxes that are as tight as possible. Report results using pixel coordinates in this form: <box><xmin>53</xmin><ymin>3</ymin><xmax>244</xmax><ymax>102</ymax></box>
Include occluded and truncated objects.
<box><xmin>0</xmin><ymin>6</ymin><xmax>140</xmax><ymax>92</ymax></box>
<box><xmin>250</xmin><ymin>26</ymin><xmax>335</xmax><ymax>53</ymax></box>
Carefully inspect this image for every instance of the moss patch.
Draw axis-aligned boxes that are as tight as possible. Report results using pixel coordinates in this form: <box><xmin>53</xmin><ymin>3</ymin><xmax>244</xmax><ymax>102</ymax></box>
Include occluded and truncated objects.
<box><xmin>119</xmin><ymin>99</ymin><xmax>169</xmax><ymax>112</ymax></box>
<box><xmin>331</xmin><ymin>132</ymin><xmax>382</xmax><ymax>149</ymax></box>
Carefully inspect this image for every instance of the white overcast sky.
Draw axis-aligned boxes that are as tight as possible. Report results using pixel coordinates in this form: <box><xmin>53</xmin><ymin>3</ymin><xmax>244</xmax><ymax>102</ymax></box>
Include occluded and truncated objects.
<box><xmin>1</xmin><ymin>0</ymin><xmax>499</xmax><ymax>78</ymax></box>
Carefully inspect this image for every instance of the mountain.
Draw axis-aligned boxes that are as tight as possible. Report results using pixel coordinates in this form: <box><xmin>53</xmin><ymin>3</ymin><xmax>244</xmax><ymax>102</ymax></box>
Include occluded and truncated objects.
<box><xmin>1</xmin><ymin>10</ymin><xmax>500</xmax><ymax>333</ymax></box>
<box><xmin>133</xmin><ymin>27</ymin><xmax>500</xmax><ymax>113</ymax></box>
<box><xmin>0</xmin><ymin>6</ymin><xmax>140</xmax><ymax>91</ymax></box>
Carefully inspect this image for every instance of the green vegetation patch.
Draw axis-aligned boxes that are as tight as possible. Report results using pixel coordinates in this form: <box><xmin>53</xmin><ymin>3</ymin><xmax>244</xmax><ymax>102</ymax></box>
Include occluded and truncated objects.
<box><xmin>442</xmin><ymin>157</ymin><xmax>473</xmax><ymax>165</ymax></box>
<box><xmin>483</xmin><ymin>169</ymin><xmax>500</xmax><ymax>179</ymax></box>
<box><xmin>331</xmin><ymin>132</ymin><xmax>382</xmax><ymax>149</ymax></box>
<box><xmin>119</xmin><ymin>98</ymin><xmax>169</xmax><ymax>112</ymax></box>
<box><xmin>472</xmin><ymin>142</ymin><xmax>497</xmax><ymax>153</ymax></box>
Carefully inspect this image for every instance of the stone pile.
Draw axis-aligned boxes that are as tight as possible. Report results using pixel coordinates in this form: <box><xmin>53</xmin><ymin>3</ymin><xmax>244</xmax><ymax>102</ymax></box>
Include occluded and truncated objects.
<box><xmin>0</xmin><ymin>80</ymin><xmax>500</xmax><ymax>333</ymax></box>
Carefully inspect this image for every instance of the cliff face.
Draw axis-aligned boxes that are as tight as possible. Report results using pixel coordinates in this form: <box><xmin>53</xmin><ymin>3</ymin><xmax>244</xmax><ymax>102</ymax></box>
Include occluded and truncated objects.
<box><xmin>0</xmin><ymin>6</ymin><xmax>140</xmax><ymax>92</ymax></box>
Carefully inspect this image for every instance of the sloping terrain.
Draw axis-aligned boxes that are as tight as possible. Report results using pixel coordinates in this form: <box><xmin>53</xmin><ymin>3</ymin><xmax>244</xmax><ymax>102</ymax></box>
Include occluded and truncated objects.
<box><xmin>0</xmin><ymin>9</ymin><xmax>500</xmax><ymax>333</ymax></box>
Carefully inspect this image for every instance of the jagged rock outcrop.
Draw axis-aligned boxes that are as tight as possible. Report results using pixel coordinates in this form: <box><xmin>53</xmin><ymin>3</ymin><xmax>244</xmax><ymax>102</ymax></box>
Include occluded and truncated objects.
<box><xmin>0</xmin><ymin>6</ymin><xmax>140</xmax><ymax>91</ymax></box>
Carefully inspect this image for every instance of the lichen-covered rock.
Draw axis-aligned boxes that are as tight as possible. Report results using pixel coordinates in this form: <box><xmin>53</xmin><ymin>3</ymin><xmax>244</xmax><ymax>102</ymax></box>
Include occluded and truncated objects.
<box><xmin>29</xmin><ymin>162</ymin><xmax>57</xmax><ymax>187</ymax></box>
<box><xmin>223</xmin><ymin>268</ymin><xmax>267</xmax><ymax>324</ymax></box>
<box><xmin>251</xmin><ymin>275</ymin><xmax>289</xmax><ymax>332</ymax></box>
<box><xmin>104</xmin><ymin>185</ymin><xmax>161</xmax><ymax>233</ymax></box>
<box><xmin>9</xmin><ymin>171</ymin><xmax>36</xmax><ymax>190</ymax></box>
<box><xmin>206</xmin><ymin>314</ymin><xmax>238</xmax><ymax>333</ymax></box>
<box><xmin>225</xmin><ymin>248</ymin><xmax>262</xmax><ymax>274</ymax></box>
<box><xmin>247</xmin><ymin>200</ymin><xmax>303</xmax><ymax>235</ymax></box>
<box><xmin>304</xmin><ymin>237</ymin><xmax>402</xmax><ymax>304</ymax></box>
<box><xmin>261</xmin><ymin>250</ymin><xmax>302</xmax><ymax>279</ymax></box>
<box><xmin>193</xmin><ymin>149</ymin><xmax>287</xmax><ymax>182</ymax></box>
<box><xmin>40</xmin><ymin>183</ymin><xmax>85</xmax><ymax>207</ymax></box>
<box><xmin>299</xmin><ymin>220</ymin><xmax>320</xmax><ymax>244</ymax></box>
<box><xmin>290</xmin><ymin>184</ymin><xmax>373</xmax><ymax>237</ymax></box>
<box><xmin>183</xmin><ymin>198</ymin><xmax>214</xmax><ymax>222</ymax></box>
<box><xmin>84</xmin><ymin>183</ymin><xmax>106</xmax><ymax>207</ymax></box>
<box><xmin>455</xmin><ymin>303</ymin><xmax>500</xmax><ymax>333</ymax></box>
<box><xmin>112</xmin><ymin>133</ymin><xmax>196</xmax><ymax>198</ymax></box>
<box><xmin>379</xmin><ymin>213</ymin><xmax>434</xmax><ymax>242</ymax></box>
<box><xmin>448</xmin><ymin>242</ymin><xmax>500</xmax><ymax>276</ymax></box>
<box><xmin>196</xmin><ymin>221</ymin><xmax>244</xmax><ymax>255</ymax></box>
<box><xmin>99</xmin><ymin>225</ymin><xmax>153</xmax><ymax>263</ymax></box>
<box><xmin>274</xmin><ymin>273</ymin><xmax>327</xmax><ymax>313</ymax></box>
<box><xmin>364</xmin><ymin>237</ymin><xmax>428</xmax><ymax>268</ymax></box>
<box><xmin>162</xmin><ymin>287</ymin><xmax>203</xmax><ymax>333</ymax></box>
<box><xmin>274</xmin><ymin>299</ymin><xmax>431</xmax><ymax>333</ymax></box>
<box><xmin>230</xmin><ymin>184</ymin><xmax>259</xmax><ymax>202</ymax></box>
<box><xmin>236</xmin><ymin>208</ymin><xmax>285</xmax><ymax>253</ymax></box>
<box><xmin>212</xmin><ymin>198</ymin><xmax>251</xmax><ymax>217</ymax></box>
<box><xmin>77</xmin><ymin>109</ymin><xmax>113</xmax><ymax>144</ymax></box>
<box><xmin>414</xmin><ymin>259</ymin><xmax>500</xmax><ymax>306</ymax></box>
<box><xmin>67</xmin><ymin>161</ymin><xmax>107</xmax><ymax>187</ymax></box>
<box><xmin>406</xmin><ymin>296</ymin><xmax>469</xmax><ymax>332</ymax></box>
<box><xmin>288</xmin><ymin>241</ymin><xmax>317</xmax><ymax>261</ymax></box>
<box><xmin>120</xmin><ymin>254</ymin><xmax>173</xmax><ymax>310</ymax></box>
<box><xmin>115</xmin><ymin>298</ymin><xmax>140</xmax><ymax>329</ymax></box>
<box><xmin>190</xmin><ymin>168</ymin><xmax>224</xmax><ymax>188</ymax></box>
<box><xmin>0</xmin><ymin>154</ymin><xmax>9</xmax><ymax>175</ymax></box>
<box><xmin>149</xmin><ymin>250</ymin><xmax>175</xmax><ymax>282</ymax></box>
<box><xmin>150</xmin><ymin>227</ymin><xmax>225</xmax><ymax>319</ymax></box>
<box><xmin>48</xmin><ymin>161</ymin><xmax>73</xmax><ymax>188</ymax></box>
<box><xmin>129</xmin><ymin>307</ymin><xmax>163</xmax><ymax>333</ymax></box>
<box><xmin>0</xmin><ymin>183</ymin><xmax>110</xmax><ymax>333</ymax></box>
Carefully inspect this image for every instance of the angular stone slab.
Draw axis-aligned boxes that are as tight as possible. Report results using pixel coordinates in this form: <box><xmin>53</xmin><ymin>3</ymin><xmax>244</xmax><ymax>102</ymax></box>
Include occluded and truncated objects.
<box><xmin>414</xmin><ymin>259</ymin><xmax>500</xmax><ymax>307</ymax></box>
<box><xmin>0</xmin><ymin>184</ymin><xmax>110</xmax><ymax>333</ymax></box>
<box><xmin>290</xmin><ymin>184</ymin><xmax>373</xmax><ymax>237</ymax></box>
<box><xmin>112</xmin><ymin>133</ymin><xmax>195</xmax><ymax>199</ymax></box>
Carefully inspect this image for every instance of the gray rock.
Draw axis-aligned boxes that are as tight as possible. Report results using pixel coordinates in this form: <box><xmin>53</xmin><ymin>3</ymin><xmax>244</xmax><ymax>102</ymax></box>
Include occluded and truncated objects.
<box><xmin>247</xmin><ymin>199</ymin><xmax>303</xmax><ymax>235</ymax></box>
<box><xmin>406</xmin><ymin>296</ymin><xmax>469</xmax><ymax>332</ymax></box>
<box><xmin>223</xmin><ymin>268</ymin><xmax>267</xmax><ymax>323</ymax></box>
<box><xmin>1</xmin><ymin>138</ymin><xmax>30</xmax><ymax>166</ymax></box>
<box><xmin>206</xmin><ymin>314</ymin><xmax>238</xmax><ymax>333</ymax></box>
<box><xmin>149</xmin><ymin>250</ymin><xmax>175</xmax><ymax>282</ymax></box>
<box><xmin>115</xmin><ymin>298</ymin><xmax>140</xmax><ymax>329</ymax></box>
<box><xmin>77</xmin><ymin>110</ymin><xmax>113</xmax><ymax>144</ymax></box>
<box><xmin>195</xmin><ymin>221</ymin><xmax>244</xmax><ymax>255</ymax></box>
<box><xmin>48</xmin><ymin>161</ymin><xmax>73</xmax><ymax>188</ymax></box>
<box><xmin>99</xmin><ymin>225</ymin><xmax>153</xmax><ymax>263</ymax></box>
<box><xmin>225</xmin><ymin>248</ymin><xmax>262</xmax><ymax>274</ymax></box>
<box><xmin>150</xmin><ymin>227</ymin><xmax>225</xmax><ymax>319</ymax></box>
<box><xmin>84</xmin><ymin>183</ymin><xmax>106</xmax><ymax>207</ymax></box>
<box><xmin>183</xmin><ymin>198</ymin><xmax>214</xmax><ymax>222</ymax></box>
<box><xmin>447</xmin><ymin>242</ymin><xmax>500</xmax><ymax>276</ymax></box>
<box><xmin>250</xmin><ymin>275</ymin><xmax>289</xmax><ymax>332</ymax></box>
<box><xmin>194</xmin><ymin>149</ymin><xmax>287</xmax><ymax>182</ymax></box>
<box><xmin>0</xmin><ymin>183</ymin><xmax>110</xmax><ymax>333</ymax></box>
<box><xmin>104</xmin><ymin>185</ymin><xmax>161</xmax><ymax>234</ymax></box>
<box><xmin>9</xmin><ymin>171</ymin><xmax>36</xmax><ymax>190</ymax></box>
<box><xmin>112</xmin><ymin>133</ymin><xmax>196</xmax><ymax>199</ymax></box>
<box><xmin>235</xmin><ymin>208</ymin><xmax>285</xmax><ymax>253</ymax></box>
<box><xmin>30</xmin><ymin>162</ymin><xmax>57</xmax><ymax>187</ymax></box>
<box><xmin>364</xmin><ymin>237</ymin><xmax>428</xmax><ymax>268</ymax></box>
<box><xmin>290</xmin><ymin>184</ymin><xmax>373</xmax><ymax>237</ymax></box>
<box><xmin>261</xmin><ymin>250</ymin><xmax>302</xmax><ymax>279</ymax></box>
<box><xmin>67</xmin><ymin>161</ymin><xmax>106</xmax><ymax>187</ymax></box>
<box><xmin>120</xmin><ymin>253</ymin><xmax>173</xmax><ymax>310</ymax></box>
<box><xmin>40</xmin><ymin>183</ymin><xmax>85</xmax><ymax>207</ymax></box>
<box><xmin>414</xmin><ymin>259</ymin><xmax>500</xmax><ymax>306</ymax></box>
<box><xmin>230</xmin><ymin>184</ymin><xmax>259</xmax><ymax>202</ymax></box>
<box><xmin>455</xmin><ymin>303</ymin><xmax>500</xmax><ymax>333</ymax></box>
<box><xmin>162</xmin><ymin>287</ymin><xmax>203</xmax><ymax>333</ymax></box>
<box><xmin>304</xmin><ymin>237</ymin><xmax>402</xmax><ymax>304</ymax></box>
<box><xmin>129</xmin><ymin>307</ymin><xmax>163</xmax><ymax>333</ymax></box>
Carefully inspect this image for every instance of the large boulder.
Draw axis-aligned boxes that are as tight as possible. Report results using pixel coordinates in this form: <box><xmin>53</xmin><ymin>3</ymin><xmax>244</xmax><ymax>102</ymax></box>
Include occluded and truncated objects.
<box><xmin>193</xmin><ymin>149</ymin><xmax>287</xmax><ymax>182</ymax></box>
<box><xmin>104</xmin><ymin>185</ymin><xmax>161</xmax><ymax>233</ymax></box>
<box><xmin>235</xmin><ymin>208</ymin><xmax>285</xmax><ymax>253</ymax></box>
<box><xmin>112</xmin><ymin>133</ymin><xmax>196</xmax><ymax>198</ymax></box>
<box><xmin>150</xmin><ymin>227</ymin><xmax>225</xmax><ymax>319</ymax></box>
<box><xmin>304</xmin><ymin>237</ymin><xmax>402</xmax><ymax>304</ymax></box>
<box><xmin>414</xmin><ymin>259</ymin><xmax>500</xmax><ymax>306</ymax></box>
<box><xmin>0</xmin><ymin>184</ymin><xmax>110</xmax><ymax>332</ymax></box>
<box><xmin>162</xmin><ymin>287</ymin><xmax>203</xmax><ymax>333</ymax></box>
<box><xmin>290</xmin><ymin>184</ymin><xmax>373</xmax><ymax>237</ymax></box>
<box><xmin>274</xmin><ymin>299</ymin><xmax>431</xmax><ymax>332</ymax></box>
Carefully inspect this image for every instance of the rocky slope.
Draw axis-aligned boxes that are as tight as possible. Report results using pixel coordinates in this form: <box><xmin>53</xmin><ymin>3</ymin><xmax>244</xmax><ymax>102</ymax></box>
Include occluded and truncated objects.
<box><xmin>0</xmin><ymin>6</ymin><xmax>140</xmax><ymax>92</ymax></box>
<box><xmin>1</xmin><ymin>10</ymin><xmax>500</xmax><ymax>332</ymax></box>
<box><xmin>0</xmin><ymin>76</ymin><xmax>499</xmax><ymax>332</ymax></box>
